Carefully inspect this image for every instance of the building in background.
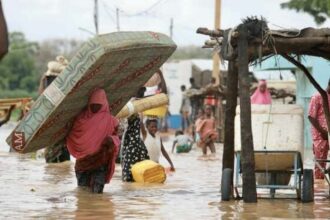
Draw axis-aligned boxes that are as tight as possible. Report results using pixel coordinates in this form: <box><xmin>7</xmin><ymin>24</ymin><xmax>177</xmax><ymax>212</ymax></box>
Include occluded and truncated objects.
<box><xmin>162</xmin><ymin>59</ymin><xmax>226</xmax><ymax>115</ymax></box>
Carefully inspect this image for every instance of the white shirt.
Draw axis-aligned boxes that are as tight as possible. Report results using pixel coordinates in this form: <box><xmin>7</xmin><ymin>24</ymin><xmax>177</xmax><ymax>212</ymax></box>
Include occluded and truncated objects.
<box><xmin>174</xmin><ymin>134</ymin><xmax>192</xmax><ymax>146</ymax></box>
<box><xmin>144</xmin><ymin>131</ymin><xmax>161</xmax><ymax>163</ymax></box>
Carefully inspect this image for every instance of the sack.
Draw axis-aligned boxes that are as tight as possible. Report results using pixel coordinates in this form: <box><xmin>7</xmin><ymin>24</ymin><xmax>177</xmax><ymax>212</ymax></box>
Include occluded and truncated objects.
<box><xmin>131</xmin><ymin>160</ymin><xmax>166</xmax><ymax>183</ymax></box>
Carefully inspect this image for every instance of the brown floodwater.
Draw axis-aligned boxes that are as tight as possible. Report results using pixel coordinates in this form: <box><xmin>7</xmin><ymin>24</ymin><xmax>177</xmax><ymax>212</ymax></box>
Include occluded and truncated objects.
<box><xmin>0</xmin><ymin>124</ymin><xmax>329</xmax><ymax>219</ymax></box>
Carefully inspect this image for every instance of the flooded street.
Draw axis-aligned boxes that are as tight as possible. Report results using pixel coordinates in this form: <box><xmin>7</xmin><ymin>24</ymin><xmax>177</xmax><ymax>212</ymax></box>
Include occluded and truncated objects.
<box><xmin>0</xmin><ymin>124</ymin><xmax>329</xmax><ymax>219</ymax></box>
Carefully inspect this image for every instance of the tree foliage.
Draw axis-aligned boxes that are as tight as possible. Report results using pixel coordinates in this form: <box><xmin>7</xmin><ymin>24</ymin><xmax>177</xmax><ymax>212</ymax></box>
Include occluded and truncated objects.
<box><xmin>281</xmin><ymin>0</ymin><xmax>330</xmax><ymax>25</ymax></box>
<box><xmin>0</xmin><ymin>32</ymin><xmax>82</xmax><ymax>98</ymax></box>
<box><xmin>0</xmin><ymin>32</ymin><xmax>38</xmax><ymax>94</ymax></box>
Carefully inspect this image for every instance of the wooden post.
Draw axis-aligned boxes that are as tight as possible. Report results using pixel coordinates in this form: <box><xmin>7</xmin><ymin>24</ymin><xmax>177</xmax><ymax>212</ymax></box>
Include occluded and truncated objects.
<box><xmin>170</xmin><ymin>18</ymin><xmax>174</xmax><ymax>39</ymax></box>
<box><xmin>213</xmin><ymin>0</ymin><xmax>221</xmax><ymax>84</ymax></box>
<box><xmin>94</xmin><ymin>0</ymin><xmax>99</xmax><ymax>35</ymax></box>
<box><xmin>116</xmin><ymin>8</ymin><xmax>120</xmax><ymax>31</ymax></box>
<box><xmin>222</xmin><ymin>60</ymin><xmax>238</xmax><ymax>171</ymax></box>
<box><xmin>237</xmin><ymin>25</ymin><xmax>257</xmax><ymax>203</ymax></box>
<box><xmin>214</xmin><ymin>0</ymin><xmax>223</xmax><ymax>142</ymax></box>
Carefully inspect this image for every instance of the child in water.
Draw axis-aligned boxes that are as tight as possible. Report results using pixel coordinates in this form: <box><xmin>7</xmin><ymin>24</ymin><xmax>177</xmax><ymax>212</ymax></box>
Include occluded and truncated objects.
<box><xmin>196</xmin><ymin>105</ymin><xmax>217</xmax><ymax>157</ymax></box>
<box><xmin>171</xmin><ymin>130</ymin><xmax>193</xmax><ymax>153</ymax></box>
<box><xmin>141</xmin><ymin>117</ymin><xmax>175</xmax><ymax>171</ymax></box>
<box><xmin>194</xmin><ymin>108</ymin><xmax>205</xmax><ymax>143</ymax></box>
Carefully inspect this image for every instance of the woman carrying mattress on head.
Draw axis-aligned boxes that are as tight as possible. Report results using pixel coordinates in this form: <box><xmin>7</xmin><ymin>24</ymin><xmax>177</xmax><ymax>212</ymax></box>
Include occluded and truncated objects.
<box><xmin>66</xmin><ymin>88</ymin><xmax>120</xmax><ymax>193</ymax></box>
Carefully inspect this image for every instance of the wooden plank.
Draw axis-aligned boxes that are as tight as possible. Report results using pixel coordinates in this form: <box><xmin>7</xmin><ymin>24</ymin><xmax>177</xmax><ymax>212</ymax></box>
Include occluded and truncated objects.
<box><xmin>237</xmin><ymin>24</ymin><xmax>257</xmax><ymax>202</ymax></box>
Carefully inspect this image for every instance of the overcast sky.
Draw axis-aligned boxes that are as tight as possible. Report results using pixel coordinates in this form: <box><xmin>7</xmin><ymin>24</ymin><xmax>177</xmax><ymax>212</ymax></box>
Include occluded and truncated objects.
<box><xmin>4</xmin><ymin>0</ymin><xmax>330</xmax><ymax>46</ymax></box>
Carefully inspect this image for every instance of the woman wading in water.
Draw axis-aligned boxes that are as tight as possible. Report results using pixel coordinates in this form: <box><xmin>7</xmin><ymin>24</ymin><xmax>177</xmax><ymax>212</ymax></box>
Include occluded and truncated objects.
<box><xmin>66</xmin><ymin>88</ymin><xmax>120</xmax><ymax>193</ymax></box>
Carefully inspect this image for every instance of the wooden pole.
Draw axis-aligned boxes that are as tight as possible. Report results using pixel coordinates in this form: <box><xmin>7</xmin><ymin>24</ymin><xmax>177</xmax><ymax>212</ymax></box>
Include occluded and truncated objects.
<box><xmin>237</xmin><ymin>24</ymin><xmax>257</xmax><ymax>203</ymax></box>
<box><xmin>213</xmin><ymin>0</ymin><xmax>221</xmax><ymax>84</ymax></box>
<box><xmin>213</xmin><ymin>0</ymin><xmax>224</xmax><ymax>142</ymax></box>
<box><xmin>170</xmin><ymin>18</ymin><xmax>173</xmax><ymax>39</ymax></box>
<box><xmin>94</xmin><ymin>0</ymin><xmax>99</xmax><ymax>35</ymax></box>
<box><xmin>222</xmin><ymin>60</ymin><xmax>238</xmax><ymax>198</ymax></box>
<box><xmin>222</xmin><ymin>61</ymin><xmax>238</xmax><ymax>171</ymax></box>
<box><xmin>116</xmin><ymin>8</ymin><xmax>120</xmax><ymax>31</ymax></box>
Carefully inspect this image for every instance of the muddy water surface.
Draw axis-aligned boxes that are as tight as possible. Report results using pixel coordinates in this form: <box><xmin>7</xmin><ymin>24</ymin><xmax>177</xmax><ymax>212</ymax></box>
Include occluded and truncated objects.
<box><xmin>0</xmin><ymin>124</ymin><xmax>329</xmax><ymax>219</ymax></box>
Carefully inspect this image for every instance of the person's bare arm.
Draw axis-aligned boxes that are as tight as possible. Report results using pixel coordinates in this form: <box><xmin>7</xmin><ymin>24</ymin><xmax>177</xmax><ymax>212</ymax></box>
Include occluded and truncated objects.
<box><xmin>171</xmin><ymin>140</ymin><xmax>177</xmax><ymax>153</ymax></box>
<box><xmin>213</xmin><ymin>118</ymin><xmax>216</xmax><ymax>129</ymax></box>
<box><xmin>308</xmin><ymin>116</ymin><xmax>328</xmax><ymax>140</ymax></box>
<box><xmin>158</xmin><ymin>70</ymin><xmax>167</xmax><ymax>94</ymax></box>
<box><xmin>0</xmin><ymin>1</ymin><xmax>8</xmax><ymax>60</ymax></box>
<box><xmin>18</xmin><ymin>109</ymin><xmax>24</xmax><ymax>121</ymax></box>
<box><xmin>196</xmin><ymin>119</ymin><xmax>206</xmax><ymax>133</ymax></box>
<box><xmin>38</xmin><ymin>75</ymin><xmax>46</xmax><ymax>94</ymax></box>
<box><xmin>0</xmin><ymin>105</ymin><xmax>14</xmax><ymax>126</ymax></box>
<box><xmin>140</xmin><ymin>114</ymin><xmax>147</xmax><ymax>141</ymax></box>
<box><xmin>161</xmin><ymin>139</ymin><xmax>174</xmax><ymax>170</ymax></box>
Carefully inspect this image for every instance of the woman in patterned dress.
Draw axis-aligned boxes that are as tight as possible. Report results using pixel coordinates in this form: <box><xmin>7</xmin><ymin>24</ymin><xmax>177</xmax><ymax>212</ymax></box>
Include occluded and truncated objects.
<box><xmin>121</xmin><ymin>114</ymin><xmax>150</xmax><ymax>182</ymax></box>
<box><xmin>121</xmin><ymin>87</ymin><xmax>150</xmax><ymax>182</ymax></box>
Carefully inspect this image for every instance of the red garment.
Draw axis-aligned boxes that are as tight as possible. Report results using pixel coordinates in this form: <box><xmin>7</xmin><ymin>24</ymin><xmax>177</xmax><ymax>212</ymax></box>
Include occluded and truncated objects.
<box><xmin>66</xmin><ymin>88</ymin><xmax>120</xmax><ymax>182</ymax></box>
<box><xmin>196</xmin><ymin>117</ymin><xmax>218</xmax><ymax>141</ymax></box>
<box><xmin>308</xmin><ymin>93</ymin><xmax>330</xmax><ymax>179</ymax></box>
<box><xmin>313</xmin><ymin>142</ymin><xmax>329</xmax><ymax>179</ymax></box>
<box><xmin>251</xmin><ymin>80</ymin><xmax>272</xmax><ymax>104</ymax></box>
<box><xmin>75</xmin><ymin>143</ymin><xmax>117</xmax><ymax>183</ymax></box>
<box><xmin>204</xmin><ymin>95</ymin><xmax>218</xmax><ymax>106</ymax></box>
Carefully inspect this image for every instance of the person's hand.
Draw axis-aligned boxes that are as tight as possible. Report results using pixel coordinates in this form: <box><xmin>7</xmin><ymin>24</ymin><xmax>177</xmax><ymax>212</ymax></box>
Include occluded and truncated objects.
<box><xmin>102</xmin><ymin>137</ymin><xmax>114</xmax><ymax>153</ymax></box>
<box><xmin>102</xmin><ymin>137</ymin><xmax>113</xmax><ymax>147</ymax></box>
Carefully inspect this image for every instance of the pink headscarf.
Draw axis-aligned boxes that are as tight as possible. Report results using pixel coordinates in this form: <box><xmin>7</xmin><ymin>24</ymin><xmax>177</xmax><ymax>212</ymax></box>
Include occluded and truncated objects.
<box><xmin>66</xmin><ymin>88</ymin><xmax>120</xmax><ymax>159</ymax></box>
<box><xmin>251</xmin><ymin>80</ymin><xmax>272</xmax><ymax>104</ymax></box>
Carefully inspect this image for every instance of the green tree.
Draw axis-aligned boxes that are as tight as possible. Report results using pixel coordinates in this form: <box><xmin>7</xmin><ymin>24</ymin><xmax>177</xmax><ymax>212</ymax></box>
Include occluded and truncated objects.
<box><xmin>0</xmin><ymin>32</ymin><xmax>38</xmax><ymax>93</ymax></box>
<box><xmin>0</xmin><ymin>32</ymin><xmax>83</xmax><ymax>99</ymax></box>
<box><xmin>281</xmin><ymin>0</ymin><xmax>330</xmax><ymax>25</ymax></box>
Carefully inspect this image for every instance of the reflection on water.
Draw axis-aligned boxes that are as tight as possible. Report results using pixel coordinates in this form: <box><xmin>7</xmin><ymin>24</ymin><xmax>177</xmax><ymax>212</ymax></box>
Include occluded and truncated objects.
<box><xmin>0</xmin><ymin>127</ymin><xmax>329</xmax><ymax>219</ymax></box>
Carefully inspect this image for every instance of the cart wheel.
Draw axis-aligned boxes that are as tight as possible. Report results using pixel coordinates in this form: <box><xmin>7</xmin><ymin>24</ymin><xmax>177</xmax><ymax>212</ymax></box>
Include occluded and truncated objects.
<box><xmin>221</xmin><ymin>168</ymin><xmax>232</xmax><ymax>201</ymax></box>
<box><xmin>301</xmin><ymin>169</ymin><xmax>314</xmax><ymax>203</ymax></box>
